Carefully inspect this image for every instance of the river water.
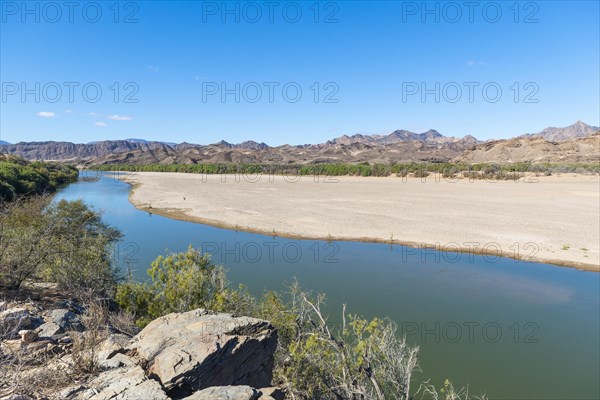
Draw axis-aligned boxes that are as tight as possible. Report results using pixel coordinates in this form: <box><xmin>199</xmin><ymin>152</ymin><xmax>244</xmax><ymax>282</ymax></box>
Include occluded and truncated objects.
<box><xmin>56</xmin><ymin>173</ymin><xmax>600</xmax><ymax>399</ymax></box>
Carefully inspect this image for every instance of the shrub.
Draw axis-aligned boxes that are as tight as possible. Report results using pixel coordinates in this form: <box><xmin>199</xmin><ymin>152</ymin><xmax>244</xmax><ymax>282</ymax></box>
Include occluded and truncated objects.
<box><xmin>441</xmin><ymin>165</ymin><xmax>460</xmax><ymax>179</ymax></box>
<box><xmin>116</xmin><ymin>246</ymin><xmax>254</xmax><ymax>327</ymax></box>
<box><xmin>41</xmin><ymin>200</ymin><xmax>122</xmax><ymax>297</ymax></box>
<box><xmin>71</xmin><ymin>300</ymin><xmax>109</xmax><ymax>375</ymax></box>
<box><xmin>0</xmin><ymin>196</ymin><xmax>50</xmax><ymax>289</ymax></box>
<box><xmin>280</xmin><ymin>286</ymin><xmax>419</xmax><ymax>400</ymax></box>
<box><xmin>396</xmin><ymin>169</ymin><xmax>409</xmax><ymax>177</ymax></box>
<box><xmin>0</xmin><ymin>197</ymin><xmax>121</xmax><ymax>297</ymax></box>
<box><xmin>419</xmin><ymin>379</ymin><xmax>488</xmax><ymax>400</ymax></box>
<box><xmin>148</xmin><ymin>246</ymin><xmax>229</xmax><ymax>314</ymax></box>
<box><xmin>413</xmin><ymin>168</ymin><xmax>430</xmax><ymax>178</ymax></box>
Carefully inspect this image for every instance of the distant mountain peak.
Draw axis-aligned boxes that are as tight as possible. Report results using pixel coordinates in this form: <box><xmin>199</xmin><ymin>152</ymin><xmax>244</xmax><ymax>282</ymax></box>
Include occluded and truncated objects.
<box><xmin>423</xmin><ymin>129</ymin><xmax>442</xmax><ymax>136</ymax></box>
<box><xmin>522</xmin><ymin>121</ymin><xmax>599</xmax><ymax>142</ymax></box>
<box><xmin>212</xmin><ymin>140</ymin><xmax>270</xmax><ymax>150</ymax></box>
<box><xmin>125</xmin><ymin>138</ymin><xmax>149</xmax><ymax>143</ymax></box>
<box><xmin>237</xmin><ymin>140</ymin><xmax>270</xmax><ymax>150</ymax></box>
<box><xmin>216</xmin><ymin>140</ymin><xmax>233</xmax><ymax>148</ymax></box>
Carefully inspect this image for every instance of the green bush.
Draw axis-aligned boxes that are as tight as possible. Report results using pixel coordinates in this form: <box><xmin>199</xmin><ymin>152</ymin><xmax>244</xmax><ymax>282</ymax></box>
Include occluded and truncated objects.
<box><xmin>116</xmin><ymin>246</ymin><xmax>254</xmax><ymax>327</ymax></box>
<box><xmin>0</xmin><ymin>197</ymin><xmax>121</xmax><ymax>297</ymax></box>
<box><xmin>41</xmin><ymin>200</ymin><xmax>122</xmax><ymax>296</ymax></box>
<box><xmin>282</xmin><ymin>289</ymin><xmax>418</xmax><ymax>400</ymax></box>
<box><xmin>113</xmin><ymin>281</ymin><xmax>157</xmax><ymax>327</ymax></box>
<box><xmin>413</xmin><ymin>168</ymin><xmax>430</xmax><ymax>178</ymax></box>
<box><xmin>0</xmin><ymin>155</ymin><xmax>78</xmax><ymax>201</ymax></box>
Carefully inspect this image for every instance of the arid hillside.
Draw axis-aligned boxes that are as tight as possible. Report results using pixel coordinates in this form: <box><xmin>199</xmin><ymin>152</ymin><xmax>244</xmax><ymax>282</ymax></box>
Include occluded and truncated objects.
<box><xmin>455</xmin><ymin>132</ymin><xmax>600</xmax><ymax>164</ymax></box>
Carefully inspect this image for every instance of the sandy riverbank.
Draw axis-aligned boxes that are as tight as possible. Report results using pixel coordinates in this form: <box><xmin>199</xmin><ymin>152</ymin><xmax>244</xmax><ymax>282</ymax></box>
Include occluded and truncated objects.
<box><xmin>122</xmin><ymin>172</ymin><xmax>600</xmax><ymax>271</ymax></box>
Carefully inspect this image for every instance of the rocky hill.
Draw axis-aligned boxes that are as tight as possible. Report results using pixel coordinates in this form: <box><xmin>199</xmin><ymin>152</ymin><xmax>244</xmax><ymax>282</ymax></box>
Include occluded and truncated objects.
<box><xmin>455</xmin><ymin>131</ymin><xmax>600</xmax><ymax>163</ymax></box>
<box><xmin>519</xmin><ymin>121</ymin><xmax>598</xmax><ymax>142</ymax></box>
<box><xmin>0</xmin><ymin>140</ymin><xmax>165</xmax><ymax>163</ymax></box>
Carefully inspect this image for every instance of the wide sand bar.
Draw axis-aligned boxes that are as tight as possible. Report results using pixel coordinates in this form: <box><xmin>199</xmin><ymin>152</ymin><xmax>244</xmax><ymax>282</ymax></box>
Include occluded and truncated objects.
<box><xmin>124</xmin><ymin>172</ymin><xmax>600</xmax><ymax>271</ymax></box>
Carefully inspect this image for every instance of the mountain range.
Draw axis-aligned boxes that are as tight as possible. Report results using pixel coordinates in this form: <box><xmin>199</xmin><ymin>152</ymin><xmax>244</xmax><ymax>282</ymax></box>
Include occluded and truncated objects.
<box><xmin>326</xmin><ymin>129</ymin><xmax>478</xmax><ymax>146</ymax></box>
<box><xmin>1</xmin><ymin>121</ymin><xmax>598</xmax><ymax>165</ymax></box>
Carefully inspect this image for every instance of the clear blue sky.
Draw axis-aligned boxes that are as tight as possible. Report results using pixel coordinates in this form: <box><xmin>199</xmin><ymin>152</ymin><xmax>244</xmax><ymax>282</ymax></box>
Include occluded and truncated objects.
<box><xmin>1</xmin><ymin>0</ymin><xmax>598</xmax><ymax>145</ymax></box>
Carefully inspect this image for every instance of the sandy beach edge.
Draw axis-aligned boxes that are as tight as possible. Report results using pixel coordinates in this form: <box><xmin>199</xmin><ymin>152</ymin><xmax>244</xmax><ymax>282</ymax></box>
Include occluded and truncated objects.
<box><xmin>124</xmin><ymin>180</ymin><xmax>600</xmax><ymax>273</ymax></box>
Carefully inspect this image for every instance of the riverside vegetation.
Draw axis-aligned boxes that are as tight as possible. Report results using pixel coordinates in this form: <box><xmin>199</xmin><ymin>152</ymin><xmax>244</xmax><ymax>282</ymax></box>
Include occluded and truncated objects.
<box><xmin>1</xmin><ymin>163</ymin><xmax>487</xmax><ymax>399</ymax></box>
<box><xmin>94</xmin><ymin>161</ymin><xmax>600</xmax><ymax>180</ymax></box>
<box><xmin>0</xmin><ymin>155</ymin><xmax>78</xmax><ymax>202</ymax></box>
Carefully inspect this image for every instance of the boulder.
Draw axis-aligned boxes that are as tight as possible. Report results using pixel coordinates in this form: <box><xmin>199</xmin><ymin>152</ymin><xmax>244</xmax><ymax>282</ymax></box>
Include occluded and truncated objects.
<box><xmin>99</xmin><ymin>352</ymin><xmax>136</xmax><ymax>370</ymax></box>
<box><xmin>258</xmin><ymin>387</ymin><xmax>286</xmax><ymax>400</ymax></box>
<box><xmin>97</xmin><ymin>333</ymin><xmax>130</xmax><ymax>363</ymax></box>
<box><xmin>71</xmin><ymin>365</ymin><xmax>168</xmax><ymax>400</ymax></box>
<box><xmin>0</xmin><ymin>308</ymin><xmax>31</xmax><ymax>336</ymax></box>
<box><xmin>37</xmin><ymin>321</ymin><xmax>62</xmax><ymax>337</ymax></box>
<box><xmin>128</xmin><ymin>309</ymin><xmax>277</xmax><ymax>397</ymax></box>
<box><xmin>18</xmin><ymin>329</ymin><xmax>38</xmax><ymax>344</ymax></box>
<box><xmin>25</xmin><ymin>339</ymin><xmax>53</xmax><ymax>350</ymax></box>
<box><xmin>182</xmin><ymin>385</ymin><xmax>259</xmax><ymax>400</ymax></box>
<box><xmin>49</xmin><ymin>309</ymin><xmax>84</xmax><ymax>332</ymax></box>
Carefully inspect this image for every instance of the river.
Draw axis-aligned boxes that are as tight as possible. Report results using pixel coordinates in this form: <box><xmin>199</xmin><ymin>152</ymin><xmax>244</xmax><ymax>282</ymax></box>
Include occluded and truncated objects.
<box><xmin>56</xmin><ymin>172</ymin><xmax>600</xmax><ymax>399</ymax></box>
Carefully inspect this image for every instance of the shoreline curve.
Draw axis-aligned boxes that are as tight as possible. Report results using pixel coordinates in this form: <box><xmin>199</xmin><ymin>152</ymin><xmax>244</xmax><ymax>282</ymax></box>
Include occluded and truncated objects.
<box><xmin>120</xmin><ymin>173</ymin><xmax>600</xmax><ymax>272</ymax></box>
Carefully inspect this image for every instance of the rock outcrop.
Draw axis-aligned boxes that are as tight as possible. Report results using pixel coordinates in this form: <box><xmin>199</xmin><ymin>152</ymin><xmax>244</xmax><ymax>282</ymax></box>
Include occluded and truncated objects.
<box><xmin>182</xmin><ymin>385</ymin><xmax>259</xmax><ymax>400</ymax></box>
<box><xmin>0</xmin><ymin>294</ymin><xmax>283</xmax><ymax>400</ymax></box>
<box><xmin>128</xmin><ymin>309</ymin><xmax>277</xmax><ymax>397</ymax></box>
<box><xmin>48</xmin><ymin>309</ymin><xmax>84</xmax><ymax>332</ymax></box>
<box><xmin>0</xmin><ymin>307</ymin><xmax>31</xmax><ymax>337</ymax></box>
<box><xmin>71</xmin><ymin>366</ymin><xmax>170</xmax><ymax>399</ymax></box>
<box><xmin>70</xmin><ymin>309</ymin><xmax>279</xmax><ymax>400</ymax></box>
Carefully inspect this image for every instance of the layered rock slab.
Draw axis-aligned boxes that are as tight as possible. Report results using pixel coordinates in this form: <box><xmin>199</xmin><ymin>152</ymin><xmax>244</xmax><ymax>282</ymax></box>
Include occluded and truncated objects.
<box><xmin>127</xmin><ymin>309</ymin><xmax>277</xmax><ymax>397</ymax></box>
